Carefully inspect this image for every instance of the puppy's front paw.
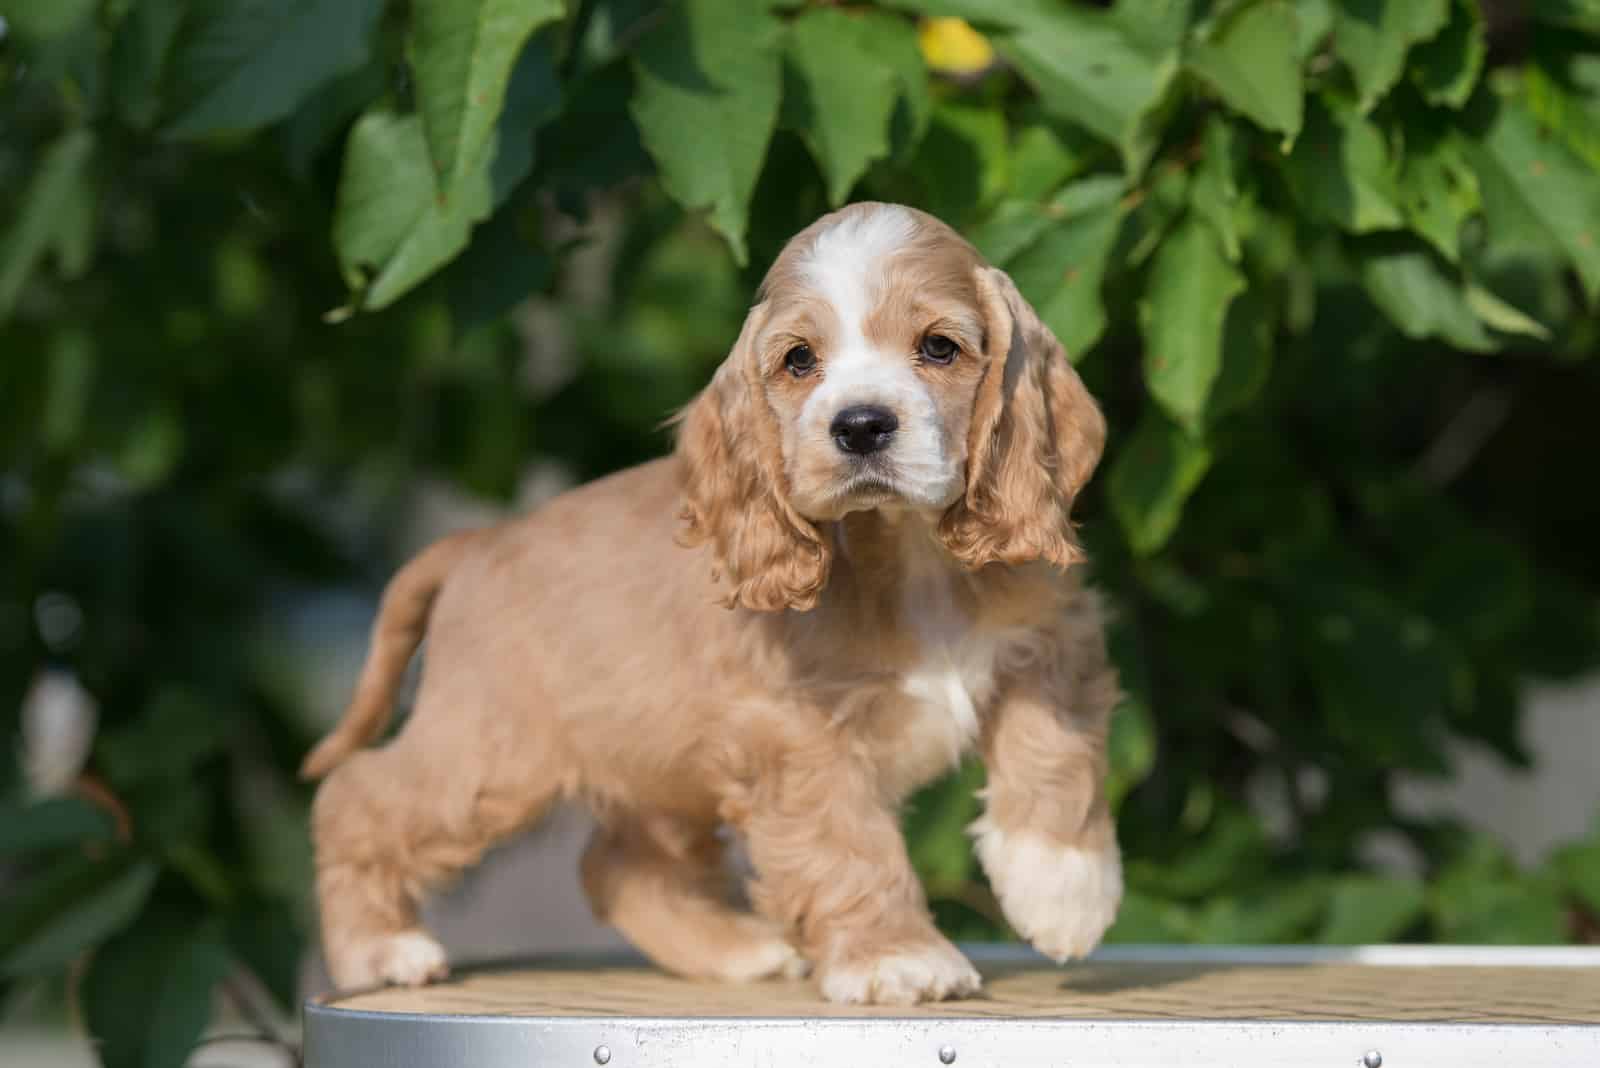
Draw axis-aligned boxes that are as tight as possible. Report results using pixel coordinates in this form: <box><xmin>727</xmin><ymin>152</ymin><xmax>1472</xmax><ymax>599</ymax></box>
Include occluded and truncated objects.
<box><xmin>818</xmin><ymin>939</ymin><xmax>982</xmax><ymax>1005</ymax></box>
<box><xmin>331</xmin><ymin>929</ymin><xmax>450</xmax><ymax>989</ymax></box>
<box><xmin>973</xmin><ymin>820</ymin><xmax>1123</xmax><ymax>962</ymax></box>
<box><xmin>713</xmin><ymin>929</ymin><xmax>808</xmax><ymax>983</ymax></box>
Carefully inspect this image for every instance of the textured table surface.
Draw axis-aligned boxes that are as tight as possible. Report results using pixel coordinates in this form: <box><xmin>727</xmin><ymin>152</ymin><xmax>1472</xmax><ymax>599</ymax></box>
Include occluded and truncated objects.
<box><xmin>326</xmin><ymin>954</ymin><xmax>1600</xmax><ymax>1025</ymax></box>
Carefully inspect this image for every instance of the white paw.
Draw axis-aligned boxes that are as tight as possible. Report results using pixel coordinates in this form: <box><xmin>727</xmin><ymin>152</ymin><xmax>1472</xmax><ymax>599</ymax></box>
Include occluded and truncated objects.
<box><xmin>365</xmin><ymin>930</ymin><xmax>450</xmax><ymax>987</ymax></box>
<box><xmin>819</xmin><ymin>941</ymin><xmax>982</xmax><ymax>1005</ymax></box>
<box><xmin>972</xmin><ymin>818</ymin><xmax>1123</xmax><ymax>962</ymax></box>
<box><xmin>714</xmin><ymin>936</ymin><xmax>807</xmax><ymax>983</ymax></box>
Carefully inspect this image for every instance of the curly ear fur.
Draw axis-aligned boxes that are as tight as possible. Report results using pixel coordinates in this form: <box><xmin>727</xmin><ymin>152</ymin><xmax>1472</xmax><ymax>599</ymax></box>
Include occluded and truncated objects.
<box><xmin>675</xmin><ymin>304</ymin><xmax>832</xmax><ymax>612</ymax></box>
<box><xmin>939</xmin><ymin>266</ymin><xmax>1107</xmax><ymax>571</ymax></box>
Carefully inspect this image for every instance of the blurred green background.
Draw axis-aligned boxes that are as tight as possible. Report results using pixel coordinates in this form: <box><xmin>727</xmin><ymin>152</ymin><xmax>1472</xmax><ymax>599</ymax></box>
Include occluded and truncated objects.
<box><xmin>5</xmin><ymin>0</ymin><xmax>1600</xmax><ymax>1064</ymax></box>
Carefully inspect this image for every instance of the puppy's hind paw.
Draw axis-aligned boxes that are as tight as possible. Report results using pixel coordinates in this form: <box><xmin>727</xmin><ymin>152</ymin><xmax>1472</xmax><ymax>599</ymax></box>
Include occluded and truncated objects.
<box><xmin>819</xmin><ymin>940</ymin><xmax>982</xmax><ymax>1006</ymax></box>
<box><xmin>331</xmin><ymin>929</ymin><xmax>450</xmax><ymax>989</ymax></box>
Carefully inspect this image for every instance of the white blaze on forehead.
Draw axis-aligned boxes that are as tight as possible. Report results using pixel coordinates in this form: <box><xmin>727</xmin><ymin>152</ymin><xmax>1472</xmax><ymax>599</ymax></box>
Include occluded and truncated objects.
<box><xmin>799</xmin><ymin>205</ymin><xmax>919</xmax><ymax>344</ymax></box>
<box><xmin>797</xmin><ymin>206</ymin><xmax>924</xmax><ymax>416</ymax></box>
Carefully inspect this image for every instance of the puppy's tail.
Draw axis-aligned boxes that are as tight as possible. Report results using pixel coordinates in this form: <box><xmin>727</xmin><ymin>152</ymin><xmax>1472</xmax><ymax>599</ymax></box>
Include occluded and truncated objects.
<box><xmin>299</xmin><ymin>531</ymin><xmax>480</xmax><ymax>781</ymax></box>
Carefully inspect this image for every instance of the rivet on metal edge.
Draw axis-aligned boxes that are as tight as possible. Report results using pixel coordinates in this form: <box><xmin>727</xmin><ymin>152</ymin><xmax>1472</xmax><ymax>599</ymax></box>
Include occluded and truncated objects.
<box><xmin>594</xmin><ymin>1044</ymin><xmax>612</xmax><ymax>1065</ymax></box>
<box><xmin>938</xmin><ymin>1044</ymin><xmax>957</xmax><ymax>1064</ymax></box>
<box><xmin>1362</xmin><ymin>1050</ymin><xmax>1383</xmax><ymax>1068</ymax></box>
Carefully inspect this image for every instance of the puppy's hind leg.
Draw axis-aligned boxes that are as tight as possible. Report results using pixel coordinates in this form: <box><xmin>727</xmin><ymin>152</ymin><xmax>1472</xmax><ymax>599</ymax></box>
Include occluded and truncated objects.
<box><xmin>581</xmin><ymin>820</ymin><xmax>804</xmax><ymax>983</ymax></box>
<box><xmin>310</xmin><ymin>715</ymin><xmax>562</xmax><ymax>990</ymax></box>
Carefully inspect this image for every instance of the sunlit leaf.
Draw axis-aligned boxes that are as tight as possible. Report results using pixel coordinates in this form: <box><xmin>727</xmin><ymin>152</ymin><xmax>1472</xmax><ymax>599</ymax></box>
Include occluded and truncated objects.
<box><xmin>785</xmin><ymin>8</ymin><xmax>907</xmax><ymax>205</ymax></box>
<box><xmin>1333</xmin><ymin>0</ymin><xmax>1450</xmax><ymax>113</ymax></box>
<box><xmin>410</xmin><ymin>0</ymin><xmax>563</xmax><ymax>198</ymax></box>
<box><xmin>1187</xmin><ymin>0</ymin><xmax>1304</xmax><ymax>142</ymax></box>
<box><xmin>1318</xmin><ymin>875</ymin><xmax>1426</xmax><ymax>942</ymax></box>
<box><xmin>0</xmin><ymin>128</ymin><xmax>94</xmax><ymax>322</ymax></box>
<box><xmin>1141</xmin><ymin>217</ymin><xmax>1246</xmax><ymax>428</ymax></box>
<box><xmin>1283</xmin><ymin>95</ymin><xmax>1404</xmax><ymax>233</ymax></box>
<box><xmin>1109</xmin><ymin>410</ymin><xmax>1214</xmax><ymax>556</ymax></box>
<box><xmin>1464</xmin><ymin>92</ymin><xmax>1600</xmax><ymax>302</ymax></box>
<box><xmin>630</xmin><ymin>0</ymin><xmax>783</xmax><ymax>264</ymax></box>
<box><xmin>333</xmin><ymin>108</ymin><xmax>494</xmax><ymax>309</ymax></box>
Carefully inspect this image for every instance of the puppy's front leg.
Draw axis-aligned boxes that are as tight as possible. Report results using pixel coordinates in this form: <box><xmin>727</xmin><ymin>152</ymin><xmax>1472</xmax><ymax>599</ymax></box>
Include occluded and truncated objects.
<box><xmin>972</xmin><ymin>663</ymin><xmax>1123</xmax><ymax>963</ymax></box>
<box><xmin>739</xmin><ymin>747</ymin><xmax>981</xmax><ymax>1005</ymax></box>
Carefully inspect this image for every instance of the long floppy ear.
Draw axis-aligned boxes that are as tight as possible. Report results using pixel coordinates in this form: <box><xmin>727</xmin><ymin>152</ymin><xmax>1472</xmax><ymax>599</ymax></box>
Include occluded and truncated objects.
<box><xmin>674</xmin><ymin>303</ymin><xmax>832</xmax><ymax>611</ymax></box>
<box><xmin>939</xmin><ymin>266</ymin><xmax>1107</xmax><ymax>571</ymax></box>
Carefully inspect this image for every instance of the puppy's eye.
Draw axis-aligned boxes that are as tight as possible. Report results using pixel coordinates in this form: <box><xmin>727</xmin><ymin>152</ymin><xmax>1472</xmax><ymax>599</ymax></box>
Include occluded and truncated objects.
<box><xmin>784</xmin><ymin>344</ymin><xmax>817</xmax><ymax>377</ymax></box>
<box><xmin>920</xmin><ymin>334</ymin><xmax>959</xmax><ymax>364</ymax></box>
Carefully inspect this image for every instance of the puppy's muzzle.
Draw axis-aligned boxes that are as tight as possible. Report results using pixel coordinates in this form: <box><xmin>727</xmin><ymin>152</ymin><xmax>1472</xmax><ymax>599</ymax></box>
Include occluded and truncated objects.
<box><xmin>831</xmin><ymin>405</ymin><xmax>898</xmax><ymax>456</ymax></box>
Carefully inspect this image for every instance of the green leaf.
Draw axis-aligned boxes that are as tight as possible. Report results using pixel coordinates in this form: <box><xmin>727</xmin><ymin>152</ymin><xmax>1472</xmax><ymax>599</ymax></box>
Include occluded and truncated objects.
<box><xmin>1190</xmin><ymin>114</ymin><xmax>1245</xmax><ymax>261</ymax></box>
<box><xmin>1191</xmin><ymin>880</ymin><xmax>1329</xmax><ymax>943</ymax></box>
<box><xmin>1465</xmin><ymin>283</ymin><xmax>1551</xmax><ymax>340</ymax></box>
<box><xmin>1008</xmin><ymin>116</ymin><xmax>1097</xmax><ymax>202</ymax></box>
<box><xmin>489</xmin><ymin>35</ymin><xmax>563</xmax><ymax>207</ymax></box>
<box><xmin>1141</xmin><ymin>217</ymin><xmax>1247</xmax><ymax>429</ymax></box>
<box><xmin>967</xmin><ymin>200</ymin><xmax>1057</xmax><ymax>268</ymax></box>
<box><xmin>993</xmin><ymin>5</ymin><xmax>1179</xmax><ymax>175</ymax></box>
<box><xmin>1552</xmin><ymin>837</ymin><xmax>1600</xmax><ymax>914</ymax></box>
<box><xmin>1333</xmin><ymin>0</ymin><xmax>1450</xmax><ymax>113</ymax></box>
<box><xmin>1465</xmin><ymin>92</ymin><xmax>1600</xmax><ymax>302</ymax></box>
<box><xmin>1357</xmin><ymin>236</ymin><xmax>1494</xmax><ymax>351</ymax></box>
<box><xmin>1104</xmin><ymin>891</ymin><xmax>1194</xmax><ymax>942</ymax></box>
<box><xmin>1283</xmin><ymin>95</ymin><xmax>1404</xmax><ymax>232</ymax></box>
<box><xmin>630</xmin><ymin>0</ymin><xmax>783</xmax><ymax>264</ymax></box>
<box><xmin>44</xmin><ymin>331</ymin><xmax>95</xmax><ymax>451</ymax></box>
<box><xmin>1106</xmin><ymin>700</ymin><xmax>1157</xmax><ymax>806</ymax></box>
<box><xmin>0</xmin><ymin>797</ymin><xmax>114</xmax><ymax>857</ymax></box>
<box><xmin>1187</xmin><ymin>0</ymin><xmax>1305</xmax><ymax>142</ymax></box>
<box><xmin>1397</xmin><ymin>119</ymin><xmax>1480</xmax><ymax>261</ymax></box>
<box><xmin>1410</xmin><ymin>0</ymin><xmax>1486</xmax><ymax>110</ymax></box>
<box><xmin>1291</xmin><ymin>0</ymin><xmax>1336</xmax><ymax>60</ymax></box>
<box><xmin>108</xmin><ymin>0</ymin><xmax>186</xmax><ymax>130</ymax></box>
<box><xmin>2</xmin><ymin>0</ymin><xmax>97</xmax><ymax>41</ymax></box>
<box><xmin>1</xmin><ymin>859</ymin><xmax>157</xmax><ymax>978</ymax></box>
<box><xmin>1002</xmin><ymin>177</ymin><xmax>1125</xmax><ymax>360</ymax></box>
<box><xmin>1109</xmin><ymin>410</ymin><xmax>1214</xmax><ymax>556</ymax></box>
<box><xmin>899</xmin><ymin>100</ymin><xmax>1011</xmax><ymax>230</ymax></box>
<box><xmin>1526</xmin><ymin>59</ymin><xmax>1600</xmax><ymax>173</ymax></box>
<box><xmin>904</xmin><ymin>760</ymin><xmax>984</xmax><ymax>889</ymax></box>
<box><xmin>411</xmin><ymin>0</ymin><xmax>563</xmax><ymax>200</ymax></box>
<box><xmin>165</xmin><ymin>0</ymin><xmax>386</xmax><ymax>137</ymax></box>
<box><xmin>851</xmin><ymin>10</ymin><xmax>932</xmax><ymax>160</ymax></box>
<box><xmin>225</xmin><ymin>898</ymin><xmax>303</xmax><ymax>1010</ymax></box>
<box><xmin>1209</xmin><ymin>290</ymin><xmax>1275</xmax><ymax>418</ymax></box>
<box><xmin>1318</xmin><ymin>875</ymin><xmax>1426</xmax><ymax>942</ymax></box>
<box><xmin>784</xmin><ymin>9</ymin><xmax>902</xmax><ymax>205</ymax></box>
<box><xmin>98</xmin><ymin>688</ymin><xmax>228</xmax><ymax>785</ymax></box>
<box><xmin>1430</xmin><ymin>870</ymin><xmax>1568</xmax><ymax>944</ymax></box>
<box><xmin>281</xmin><ymin>56</ymin><xmax>390</xmax><ymax>178</ymax></box>
<box><xmin>1533</xmin><ymin>0</ymin><xmax>1600</xmax><ymax>34</ymax></box>
<box><xmin>333</xmin><ymin>108</ymin><xmax>495</xmax><ymax>310</ymax></box>
<box><xmin>83</xmin><ymin>910</ymin><xmax>234</xmax><ymax>1068</ymax></box>
<box><xmin>0</xmin><ymin>128</ymin><xmax>94</xmax><ymax>323</ymax></box>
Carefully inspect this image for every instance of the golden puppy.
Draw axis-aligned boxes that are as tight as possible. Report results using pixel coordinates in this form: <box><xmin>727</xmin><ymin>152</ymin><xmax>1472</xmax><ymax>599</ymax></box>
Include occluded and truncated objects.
<box><xmin>302</xmin><ymin>202</ymin><xmax>1120</xmax><ymax>1005</ymax></box>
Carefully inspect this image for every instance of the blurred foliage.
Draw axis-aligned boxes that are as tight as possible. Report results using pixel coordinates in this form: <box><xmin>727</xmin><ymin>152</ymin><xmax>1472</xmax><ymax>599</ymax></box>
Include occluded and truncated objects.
<box><xmin>5</xmin><ymin>0</ymin><xmax>1600</xmax><ymax>1063</ymax></box>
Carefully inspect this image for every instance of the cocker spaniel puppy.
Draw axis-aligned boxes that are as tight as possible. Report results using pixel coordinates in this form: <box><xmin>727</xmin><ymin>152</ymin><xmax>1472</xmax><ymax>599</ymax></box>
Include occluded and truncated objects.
<box><xmin>303</xmin><ymin>202</ymin><xmax>1120</xmax><ymax>1005</ymax></box>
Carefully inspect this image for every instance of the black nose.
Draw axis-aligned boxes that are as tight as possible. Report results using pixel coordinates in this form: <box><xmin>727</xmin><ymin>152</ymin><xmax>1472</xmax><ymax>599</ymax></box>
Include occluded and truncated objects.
<box><xmin>831</xmin><ymin>405</ymin><xmax>898</xmax><ymax>455</ymax></box>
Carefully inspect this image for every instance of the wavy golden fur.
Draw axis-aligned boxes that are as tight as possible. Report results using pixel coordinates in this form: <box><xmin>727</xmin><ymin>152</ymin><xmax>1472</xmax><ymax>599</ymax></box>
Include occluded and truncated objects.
<box><xmin>304</xmin><ymin>203</ymin><xmax>1121</xmax><ymax>1005</ymax></box>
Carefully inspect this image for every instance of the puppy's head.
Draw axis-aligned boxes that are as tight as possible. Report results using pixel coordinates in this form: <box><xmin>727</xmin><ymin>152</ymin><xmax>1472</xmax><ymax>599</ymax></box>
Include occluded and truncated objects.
<box><xmin>677</xmin><ymin>202</ymin><xmax>1105</xmax><ymax>611</ymax></box>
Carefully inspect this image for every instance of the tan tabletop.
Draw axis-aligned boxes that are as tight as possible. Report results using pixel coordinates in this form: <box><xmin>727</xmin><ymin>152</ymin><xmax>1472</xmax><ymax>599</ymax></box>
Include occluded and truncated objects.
<box><xmin>331</xmin><ymin>952</ymin><xmax>1600</xmax><ymax>1025</ymax></box>
<box><xmin>307</xmin><ymin>948</ymin><xmax>1600</xmax><ymax>1068</ymax></box>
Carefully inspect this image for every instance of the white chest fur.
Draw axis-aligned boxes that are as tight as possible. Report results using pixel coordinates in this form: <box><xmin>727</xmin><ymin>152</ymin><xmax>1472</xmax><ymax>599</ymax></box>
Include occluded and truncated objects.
<box><xmin>885</xmin><ymin>562</ymin><xmax>1007</xmax><ymax>792</ymax></box>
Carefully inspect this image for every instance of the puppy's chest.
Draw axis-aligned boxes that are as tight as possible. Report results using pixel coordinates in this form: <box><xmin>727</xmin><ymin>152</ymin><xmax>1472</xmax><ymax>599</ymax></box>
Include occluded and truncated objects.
<box><xmin>875</xmin><ymin>591</ymin><xmax>1011</xmax><ymax>794</ymax></box>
